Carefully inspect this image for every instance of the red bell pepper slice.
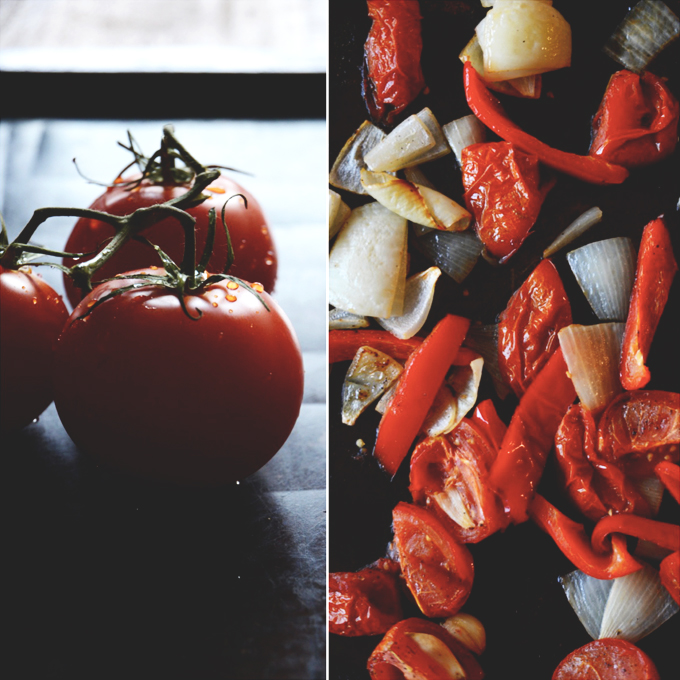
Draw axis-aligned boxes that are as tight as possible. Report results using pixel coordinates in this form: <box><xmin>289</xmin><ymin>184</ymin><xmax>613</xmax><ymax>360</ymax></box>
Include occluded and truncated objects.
<box><xmin>329</xmin><ymin>564</ymin><xmax>404</xmax><ymax>637</ymax></box>
<box><xmin>364</xmin><ymin>0</ymin><xmax>426</xmax><ymax>125</ymax></box>
<box><xmin>597</xmin><ymin>390</ymin><xmax>680</xmax><ymax>476</ymax></box>
<box><xmin>367</xmin><ymin>617</ymin><xmax>484</xmax><ymax>680</ymax></box>
<box><xmin>461</xmin><ymin>142</ymin><xmax>554</xmax><ymax>262</ymax></box>
<box><xmin>329</xmin><ymin>330</ymin><xmax>423</xmax><ymax>364</ymax></box>
<box><xmin>655</xmin><ymin>461</ymin><xmax>680</xmax><ymax>504</ymax></box>
<box><xmin>590</xmin><ymin>70</ymin><xmax>679</xmax><ymax>168</ymax></box>
<box><xmin>591</xmin><ymin>514</ymin><xmax>680</xmax><ymax>555</ymax></box>
<box><xmin>374</xmin><ymin>314</ymin><xmax>470</xmax><ymax>477</ymax></box>
<box><xmin>660</xmin><ymin>551</ymin><xmax>680</xmax><ymax>606</ymax></box>
<box><xmin>620</xmin><ymin>217</ymin><xmax>678</xmax><ymax>390</ymax></box>
<box><xmin>497</xmin><ymin>258</ymin><xmax>572</xmax><ymax>397</ymax></box>
<box><xmin>409</xmin><ymin>419</ymin><xmax>505</xmax><ymax>544</ymax></box>
<box><xmin>392</xmin><ymin>502</ymin><xmax>474</xmax><ymax>618</ymax></box>
<box><xmin>463</xmin><ymin>61</ymin><xmax>629</xmax><ymax>185</ymax></box>
<box><xmin>470</xmin><ymin>398</ymin><xmax>507</xmax><ymax>453</ymax></box>
<box><xmin>487</xmin><ymin>347</ymin><xmax>577</xmax><ymax>525</ymax></box>
<box><xmin>554</xmin><ymin>404</ymin><xmax>651</xmax><ymax>521</ymax></box>
<box><xmin>529</xmin><ymin>493</ymin><xmax>642</xmax><ymax>580</ymax></box>
<box><xmin>552</xmin><ymin>639</ymin><xmax>660</xmax><ymax>680</ymax></box>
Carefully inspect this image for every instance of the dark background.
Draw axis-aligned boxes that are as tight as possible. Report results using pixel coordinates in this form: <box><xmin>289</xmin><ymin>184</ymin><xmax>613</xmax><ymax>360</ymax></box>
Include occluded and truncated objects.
<box><xmin>329</xmin><ymin>1</ymin><xmax>680</xmax><ymax>678</ymax></box>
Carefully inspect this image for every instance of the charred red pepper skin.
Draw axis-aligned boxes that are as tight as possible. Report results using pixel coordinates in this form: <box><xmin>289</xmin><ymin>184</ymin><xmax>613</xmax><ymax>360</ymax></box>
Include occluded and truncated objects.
<box><xmin>463</xmin><ymin>62</ymin><xmax>629</xmax><ymax>185</ymax></box>
<box><xmin>655</xmin><ymin>461</ymin><xmax>680</xmax><ymax>504</ymax></box>
<box><xmin>488</xmin><ymin>348</ymin><xmax>577</xmax><ymax>525</ymax></box>
<box><xmin>461</xmin><ymin>142</ymin><xmax>553</xmax><ymax>262</ymax></box>
<box><xmin>409</xmin><ymin>420</ymin><xmax>505</xmax><ymax>543</ymax></box>
<box><xmin>329</xmin><ymin>330</ymin><xmax>423</xmax><ymax>364</ymax></box>
<box><xmin>497</xmin><ymin>259</ymin><xmax>572</xmax><ymax>396</ymax></box>
<box><xmin>597</xmin><ymin>390</ymin><xmax>680</xmax><ymax>476</ymax></box>
<box><xmin>329</xmin><ymin>566</ymin><xmax>404</xmax><ymax>637</ymax></box>
<box><xmin>590</xmin><ymin>70</ymin><xmax>680</xmax><ymax>168</ymax></box>
<box><xmin>529</xmin><ymin>494</ymin><xmax>642</xmax><ymax>580</ymax></box>
<box><xmin>363</xmin><ymin>0</ymin><xmax>426</xmax><ymax>125</ymax></box>
<box><xmin>591</xmin><ymin>514</ymin><xmax>680</xmax><ymax>555</ymax></box>
<box><xmin>374</xmin><ymin>314</ymin><xmax>470</xmax><ymax>478</ymax></box>
<box><xmin>620</xmin><ymin>217</ymin><xmax>678</xmax><ymax>390</ymax></box>
<box><xmin>367</xmin><ymin>618</ymin><xmax>484</xmax><ymax>680</ymax></box>
<box><xmin>555</xmin><ymin>404</ymin><xmax>651</xmax><ymax>521</ymax></box>
<box><xmin>660</xmin><ymin>551</ymin><xmax>680</xmax><ymax>606</ymax></box>
<box><xmin>392</xmin><ymin>502</ymin><xmax>474</xmax><ymax>618</ymax></box>
<box><xmin>552</xmin><ymin>639</ymin><xmax>660</xmax><ymax>680</ymax></box>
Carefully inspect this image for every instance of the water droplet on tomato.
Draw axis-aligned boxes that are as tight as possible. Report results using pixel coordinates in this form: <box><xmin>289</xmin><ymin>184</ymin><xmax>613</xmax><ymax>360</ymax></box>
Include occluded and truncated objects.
<box><xmin>226</xmin><ymin>294</ymin><xmax>237</xmax><ymax>302</ymax></box>
<box><xmin>212</xmin><ymin>301</ymin><xmax>218</xmax><ymax>307</ymax></box>
<box><xmin>265</xmin><ymin>258</ymin><xmax>274</xmax><ymax>266</ymax></box>
<box><xmin>252</xmin><ymin>283</ymin><xmax>264</xmax><ymax>293</ymax></box>
<box><xmin>32</xmin><ymin>297</ymin><xmax>37</xmax><ymax>305</ymax></box>
<box><xmin>227</xmin><ymin>281</ymin><xmax>239</xmax><ymax>290</ymax></box>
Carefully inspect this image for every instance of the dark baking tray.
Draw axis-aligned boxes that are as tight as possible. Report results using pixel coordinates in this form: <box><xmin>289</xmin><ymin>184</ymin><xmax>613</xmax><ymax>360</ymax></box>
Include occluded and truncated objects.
<box><xmin>329</xmin><ymin>1</ymin><xmax>680</xmax><ymax>678</ymax></box>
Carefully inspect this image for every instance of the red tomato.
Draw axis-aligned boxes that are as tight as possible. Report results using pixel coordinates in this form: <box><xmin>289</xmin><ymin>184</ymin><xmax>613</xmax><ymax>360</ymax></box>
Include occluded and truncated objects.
<box><xmin>0</xmin><ymin>265</ymin><xmax>69</xmax><ymax>433</ymax></box>
<box><xmin>597</xmin><ymin>390</ymin><xmax>680</xmax><ymax>476</ymax></box>
<box><xmin>391</xmin><ymin>502</ymin><xmax>474</xmax><ymax>618</ymax></box>
<box><xmin>409</xmin><ymin>421</ymin><xmax>505</xmax><ymax>543</ymax></box>
<box><xmin>590</xmin><ymin>70</ymin><xmax>679</xmax><ymax>168</ymax></box>
<box><xmin>328</xmin><ymin>563</ymin><xmax>403</xmax><ymax>637</ymax></box>
<box><xmin>367</xmin><ymin>618</ymin><xmax>484</xmax><ymax>680</ymax></box>
<box><xmin>52</xmin><ymin>269</ymin><xmax>303</xmax><ymax>486</ymax></box>
<box><xmin>63</xmin><ymin>173</ymin><xmax>277</xmax><ymax>307</ymax></box>
<box><xmin>552</xmin><ymin>639</ymin><xmax>660</xmax><ymax>680</ymax></box>
<box><xmin>461</xmin><ymin>142</ymin><xmax>552</xmax><ymax>262</ymax></box>
<box><xmin>660</xmin><ymin>551</ymin><xmax>680</xmax><ymax>606</ymax></box>
<box><xmin>498</xmin><ymin>258</ymin><xmax>572</xmax><ymax>397</ymax></box>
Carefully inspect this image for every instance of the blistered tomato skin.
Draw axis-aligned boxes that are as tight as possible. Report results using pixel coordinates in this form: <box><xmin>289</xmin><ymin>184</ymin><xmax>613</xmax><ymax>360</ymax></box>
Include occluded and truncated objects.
<box><xmin>0</xmin><ymin>266</ymin><xmax>69</xmax><ymax>433</ymax></box>
<box><xmin>53</xmin><ymin>269</ymin><xmax>303</xmax><ymax>486</ymax></box>
<box><xmin>63</xmin><ymin>173</ymin><xmax>277</xmax><ymax>306</ymax></box>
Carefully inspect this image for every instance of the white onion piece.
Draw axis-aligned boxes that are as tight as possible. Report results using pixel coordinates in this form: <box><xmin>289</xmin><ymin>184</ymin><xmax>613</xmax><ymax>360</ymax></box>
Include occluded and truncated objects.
<box><xmin>599</xmin><ymin>564</ymin><xmax>679</xmax><ymax>642</ymax></box>
<box><xmin>632</xmin><ymin>476</ymin><xmax>665</xmax><ymax>516</ymax></box>
<box><xmin>329</xmin><ymin>202</ymin><xmax>408</xmax><ymax>318</ymax></box>
<box><xmin>405</xmin><ymin>633</ymin><xmax>467</xmax><ymax>679</ymax></box>
<box><xmin>418</xmin><ymin>230</ymin><xmax>483</xmax><ymax>283</ymax></box>
<box><xmin>435</xmin><ymin>486</ymin><xmax>475</xmax><ymax>530</ymax></box>
<box><xmin>329</xmin><ymin>121</ymin><xmax>387</xmax><ymax>195</ymax></box>
<box><xmin>329</xmin><ymin>308</ymin><xmax>369</xmax><ymax>330</ymax></box>
<box><xmin>603</xmin><ymin>0</ymin><xmax>680</xmax><ymax>73</ymax></box>
<box><xmin>442</xmin><ymin>115</ymin><xmax>487</xmax><ymax>166</ymax></box>
<box><xmin>476</xmin><ymin>1</ymin><xmax>572</xmax><ymax>81</ymax></box>
<box><xmin>361</xmin><ymin>169</ymin><xmax>472</xmax><ymax>232</ymax></box>
<box><xmin>543</xmin><ymin>207</ymin><xmax>603</xmax><ymax>258</ymax></box>
<box><xmin>559</xmin><ymin>569</ymin><xmax>614</xmax><ymax>640</ymax></box>
<box><xmin>567</xmin><ymin>237</ymin><xmax>636</xmax><ymax>322</ymax></box>
<box><xmin>364</xmin><ymin>108</ymin><xmax>450</xmax><ymax>173</ymax></box>
<box><xmin>404</xmin><ymin>165</ymin><xmax>437</xmax><ymax>190</ymax></box>
<box><xmin>375</xmin><ymin>379</ymin><xmax>398</xmax><ymax>415</ymax></box>
<box><xmin>558</xmin><ymin>323</ymin><xmax>624</xmax><ymax>412</ymax></box>
<box><xmin>377</xmin><ymin>267</ymin><xmax>442</xmax><ymax>339</ymax></box>
<box><xmin>341</xmin><ymin>346</ymin><xmax>403</xmax><ymax>426</ymax></box>
<box><xmin>441</xmin><ymin>613</ymin><xmax>486</xmax><ymax>656</ymax></box>
<box><xmin>329</xmin><ymin>190</ymin><xmax>350</xmax><ymax>240</ymax></box>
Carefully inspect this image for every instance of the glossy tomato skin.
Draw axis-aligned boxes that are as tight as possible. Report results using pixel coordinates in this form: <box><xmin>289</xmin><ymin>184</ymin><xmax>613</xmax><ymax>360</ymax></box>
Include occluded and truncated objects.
<box><xmin>0</xmin><ymin>265</ymin><xmax>69</xmax><ymax>433</ymax></box>
<box><xmin>63</xmin><ymin>173</ymin><xmax>277</xmax><ymax>307</ymax></box>
<box><xmin>52</xmin><ymin>269</ymin><xmax>303</xmax><ymax>486</ymax></box>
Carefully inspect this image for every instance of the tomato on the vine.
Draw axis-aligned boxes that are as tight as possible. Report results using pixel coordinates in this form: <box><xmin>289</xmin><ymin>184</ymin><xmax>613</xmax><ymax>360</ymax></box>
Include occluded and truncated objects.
<box><xmin>63</xmin><ymin>172</ymin><xmax>277</xmax><ymax>307</ymax></box>
<box><xmin>52</xmin><ymin>269</ymin><xmax>303</xmax><ymax>486</ymax></box>
<box><xmin>0</xmin><ymin>265</ymin><xmax>69</xmax><ymax>433</ymax></box>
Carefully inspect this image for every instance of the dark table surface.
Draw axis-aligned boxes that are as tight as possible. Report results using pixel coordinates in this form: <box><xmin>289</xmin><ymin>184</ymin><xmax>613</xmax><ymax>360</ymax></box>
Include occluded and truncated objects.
<box><xmin>1</xmin><ymin>119</ymin><xmax>327</xmax><ymax>680</ymax></box>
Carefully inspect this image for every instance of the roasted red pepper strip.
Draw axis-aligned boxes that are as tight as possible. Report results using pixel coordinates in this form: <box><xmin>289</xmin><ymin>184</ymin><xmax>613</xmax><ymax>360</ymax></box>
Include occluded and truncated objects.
<box><xmin>552</xmin><ymin>639</ymin><xmax>660</xmax><ymax>680</ymax></box>
<box><xmin>374</xmin><ymin>315</ymin><xmax>470</xmax><ymax>477</ymax></box>
<box><xmin>367</xmin><ymin>618</ymin><xmax>484</xmax><ymax>680</ymax></box>
<box><xmin>470</xmin><ymin>398</ymin><xmax>507</xmax><ymax>453</ymax></box>
<box><xmin>463</xmin><ymin>62</ymin><xmax>629</xmax><ymax>185</ymax></box>
<box><xmin>497</xmin><ymin>258</ymin><xmax>572</xmax><ymax>396</ymax></box>
<box><xmin>555</xmin><ymin>404</ymin><xmax>651</xmax><ymax>521</ymax></box>
<box><xmin>529</xmin><ymin>494</ymin><xmax>642</xmax><ymax>580</ymax></box>
<box><xmin>591</xmin><ymin>514</ymin><xmax>680</xmax><ymax>554</ymax></box>
<box><xmin>655</xmin><ymin>461</ymin><xmax>680</xmax><ymax>504</ymax></box>
<box><xmin>660</xmin><ymin>551</ymin><xmax>680</xmax><ymax>606</ymax></box>
<box><xmin>329</xmin><ymin>565</ymin><xmax>404</xmax><ymax>637</ymax></box>
<box><xmin>392</xmin><ymin>502</ymin><xmax>474</xmax><ymax>618</ymax></box>
<box><xmin>620</xmin><ymin>217</ymin><xmax>678</xmax><ymax>390</ymax></box>
<box><xmin>590</xmin><ymin>70</ymin><xmax>679</xmax><ymax>168</ymax></box>
<box><xmin>329</xmin><ymin>330</ymin><xmax>423</xmax><ymax>364</ymax></box>
<box><xmin>364</xmin><ymin>0</ymin><xmax>426</xmax><ymax>125</ymax></box>
<box><xmin>487</xmin><ymin>347</ymin><xmax>577</xmax><ymax>525</ymax></box>
<box><xmin>461</xmin><ymin>142</ymin><xmax>554</xmax><ymax>262</ymax></box>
